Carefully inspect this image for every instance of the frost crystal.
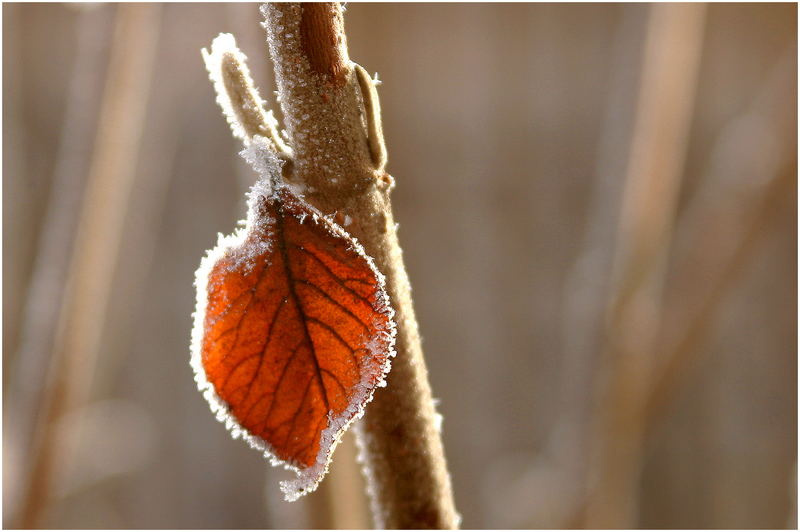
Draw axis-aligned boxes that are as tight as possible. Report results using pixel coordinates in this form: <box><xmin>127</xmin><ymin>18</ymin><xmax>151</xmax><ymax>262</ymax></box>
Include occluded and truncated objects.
<box><xmin>240</xmin><ymin>136</ymin><xmax>281</xmax><ymax>201</ymax></box>
<box><xmin>202</xmin><ymin>33</ymin><xmax>254</xmax><ymax>141</ymax></box>
<box><xmin>191</xmin><ymin>135</ymin><xmax>397</xmax><ymax>502</ymax></box>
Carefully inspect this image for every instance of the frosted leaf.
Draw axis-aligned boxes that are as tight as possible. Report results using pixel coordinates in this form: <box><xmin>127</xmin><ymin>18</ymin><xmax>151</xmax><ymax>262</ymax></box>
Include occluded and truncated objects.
<box><xmin>191</xmin><ymin>147</ymin><xmax>397</xmax><ymax>502</ymax></box>
<box><xmin>240</xmin><ymin>136</ymin><xmax>281</xmax><ymax>200</ymax></box>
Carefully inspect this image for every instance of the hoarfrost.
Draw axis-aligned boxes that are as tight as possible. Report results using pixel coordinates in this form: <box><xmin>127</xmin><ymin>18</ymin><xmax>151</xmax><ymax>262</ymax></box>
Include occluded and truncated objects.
<box><xmin>191</xmin><ymin>138</ymin><xmax>397</xmax><ymax>501</ymax></box>
<box><xmin>240</xmin><ymin>136</ymin><xmax>282</xmax><ymax>202</ymax></box>
<box><xmin>432</xmin><ymin>398</ymin><xmax>444</xmax><ymax>433</ymax></box>
<box><xmin>202</xmin><ymin>33</ymin><xmax>258</xmax><ymax>141</ymax></box>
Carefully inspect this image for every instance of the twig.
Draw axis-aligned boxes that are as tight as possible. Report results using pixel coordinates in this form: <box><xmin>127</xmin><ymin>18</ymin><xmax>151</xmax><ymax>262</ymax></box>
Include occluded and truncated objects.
<box><xmin>204</xmin><ymin>3</ymin><xmax>458</xmax><ymax>527</ymax></box>
<box><xmin>260</xmin><ymin>3</ymin><xmax>459</xmax><ymax>528</ymax></box>
<box><xmin>202</xmin><ymin>33</ymin><xmax>290</xmax><ymax>156</ymax></box>
<box><xmin>16</xmin><ymin>5</ymin><xmax>160</xmax><ymax>527</ymax></box>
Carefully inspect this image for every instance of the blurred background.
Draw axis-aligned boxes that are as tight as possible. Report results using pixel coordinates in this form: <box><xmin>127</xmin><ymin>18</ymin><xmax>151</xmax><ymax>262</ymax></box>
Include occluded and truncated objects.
<box><xmin>3</xmin><ymin>2</ymin><xmax>797</xmax><ymax>529</ymax></box>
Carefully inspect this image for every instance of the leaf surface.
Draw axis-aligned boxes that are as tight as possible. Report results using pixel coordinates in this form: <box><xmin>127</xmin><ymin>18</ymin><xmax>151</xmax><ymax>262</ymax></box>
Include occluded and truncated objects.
<box><xmin>192</xmin><ymin>184</ymin><xmax>394</xmax><ymax>500</ymax></box>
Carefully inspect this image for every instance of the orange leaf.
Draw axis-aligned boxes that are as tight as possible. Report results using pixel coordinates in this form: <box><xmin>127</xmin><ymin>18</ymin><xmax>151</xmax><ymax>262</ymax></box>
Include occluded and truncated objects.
<box><xmin>191</xmin><ymin>154</ymin><xmax>395</xmax><ymax>500</ymax></box>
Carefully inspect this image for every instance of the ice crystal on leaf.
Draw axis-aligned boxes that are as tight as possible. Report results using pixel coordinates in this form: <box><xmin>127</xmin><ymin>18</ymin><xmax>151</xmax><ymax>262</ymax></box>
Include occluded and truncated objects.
<box><xmin>191</xmin><ymin>144</ymin><xmax>396</xmax><ymax>501</ymax></box>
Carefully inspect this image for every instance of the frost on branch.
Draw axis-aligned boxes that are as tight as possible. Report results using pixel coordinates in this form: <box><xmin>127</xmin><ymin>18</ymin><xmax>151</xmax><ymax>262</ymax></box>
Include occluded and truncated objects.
<box><xmin>202</xmin><ymin>33</ymin><xmax>290</xmax><ymax>156</ymax></box>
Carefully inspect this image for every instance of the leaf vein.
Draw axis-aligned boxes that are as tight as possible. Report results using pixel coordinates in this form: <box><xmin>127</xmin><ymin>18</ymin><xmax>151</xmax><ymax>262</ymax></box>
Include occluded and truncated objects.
<box><xmin>291</xmin><ymin>244</ymin><xmax>374</xmax><ymax>306</ymax></box>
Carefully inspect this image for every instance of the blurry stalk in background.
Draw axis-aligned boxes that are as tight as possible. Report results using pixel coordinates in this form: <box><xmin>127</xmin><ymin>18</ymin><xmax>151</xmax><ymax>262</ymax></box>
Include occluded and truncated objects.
<box><xmin>584</xmin><ymin>3</ymin><xmax>706</xmax><ymax>527</ymax></box>
<box><xmin>645</xmin><ymin>47</ymin><xmax>797</xmax><ymax>427</ymax></box>
<box><xmin>15</xmin><ymin>5</ymin><xmax>161</xmax><ymax>527</ymax></box>
<box><xmin>637</xmin><ymin>45</ymin><xmax>796</xmax><ymax>521</ymax></box>
<box><xmin>5</xmin><ymin>4</ymin><xmax>109</xmax><ymax>518</ymax></box>
<box><xmin>584</xmin><ymin>4</ymin><xmax>797</xmax><ymax>529</ymax></box>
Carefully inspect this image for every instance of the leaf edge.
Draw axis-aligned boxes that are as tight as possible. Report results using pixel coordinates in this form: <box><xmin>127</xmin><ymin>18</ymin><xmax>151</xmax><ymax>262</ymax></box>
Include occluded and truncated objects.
<box><xmin>189</xmin><ymin>182</ymin><xmax>397</xmax><ymax>501</ymax></box>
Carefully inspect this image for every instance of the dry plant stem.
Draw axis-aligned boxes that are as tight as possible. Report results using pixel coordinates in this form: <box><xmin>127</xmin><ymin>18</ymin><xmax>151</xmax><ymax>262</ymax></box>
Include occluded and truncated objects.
<box><xmin>309</xmin><ymin>432</ymin><xmax>370</xmax><ymax>529</ymax></box>
<box><xmin>17</xmin><ymin>5</ymin><xmax>160</xmax><ymax>528</ymax></box>
<box><xmin>583</xmin><ymin>3</ymin><xmax>706</xmax><ymax>528</ymax></box>
<box><xmin>324</xmin><ymin>432</ymin><xmax>370</xmax><ymax>529</ymax></box>
<box><xmin>548</xmin><ymin>8</ymin><xmax>649</xmax><ymax>527</ymax></box>
<box><xmin>643</xmin><ymin>47</ymin><xmax>798</xmax><ymax>429</ymax></box>
<box><xmin>262</xmin><ymin>3</ymin><xmax>459</xmax><ymax>528</ymax></box>
<box><xmin>8</xmin><ymin>6</ymin><xmax>107</xmax><ymax>517</ymax></box>
<box><xmin>645</xmin><ymin>167</ymin><xmax>794</xmax><ymax>427</ymax></box>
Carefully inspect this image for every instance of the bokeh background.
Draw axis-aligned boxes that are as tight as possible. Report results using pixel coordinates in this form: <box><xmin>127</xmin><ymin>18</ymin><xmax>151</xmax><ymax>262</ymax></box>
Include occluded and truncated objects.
<box><xmin>3</xmin><ymin>2</ymin><xmax>797</xmax><ymax>529</ymax></box>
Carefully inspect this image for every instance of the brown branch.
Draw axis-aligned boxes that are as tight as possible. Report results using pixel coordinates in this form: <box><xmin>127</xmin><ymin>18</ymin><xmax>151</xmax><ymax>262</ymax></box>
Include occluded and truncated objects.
<box><xmin>299</xmin><ymin>2</ymin><xmax>348</xmax><ymax>86</ymax></box>
<box><xmin>261</xmin><ymin>3</ymin><xmax>459</xmax><ymax>528</ymax></box>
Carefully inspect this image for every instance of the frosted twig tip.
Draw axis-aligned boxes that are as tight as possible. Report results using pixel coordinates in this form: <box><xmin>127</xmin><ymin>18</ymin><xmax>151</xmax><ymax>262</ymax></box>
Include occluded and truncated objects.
<box><xmin>202</xmin><ymin>32</ymin><xmax>291</xmax><ymax>157</ymax></box>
